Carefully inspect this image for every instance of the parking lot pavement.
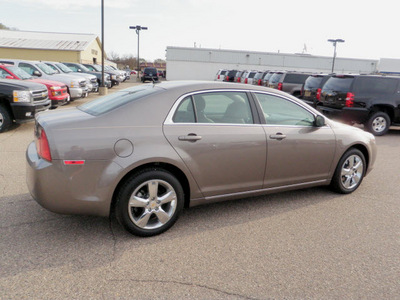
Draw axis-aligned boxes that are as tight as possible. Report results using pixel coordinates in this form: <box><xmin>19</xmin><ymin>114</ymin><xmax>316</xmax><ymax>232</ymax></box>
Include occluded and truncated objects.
<box><xmin>0</xmin><ymin>83</ymin><xmax>399</xmax><ymax>299</ymax></box>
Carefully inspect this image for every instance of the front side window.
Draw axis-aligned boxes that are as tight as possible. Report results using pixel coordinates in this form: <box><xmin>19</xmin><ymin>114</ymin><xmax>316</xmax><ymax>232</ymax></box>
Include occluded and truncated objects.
<box><xmin>255</xmin><ymin>93</ymin><xmax>315</xmax><ymax>126</ymax></box>
<box><xmin>37</xmin><ymin>63</ymin><xmax>56</xmax><ymax>75</ymax></box>
<box><xmin>173</xmin><ymin>91</ymin><xmax>253</xmax><ymax>124</ymax></box>
<box><xmin>19</xmin><ymin>63</ymin><xmax>37</xmax><ymax>76</ymax></box>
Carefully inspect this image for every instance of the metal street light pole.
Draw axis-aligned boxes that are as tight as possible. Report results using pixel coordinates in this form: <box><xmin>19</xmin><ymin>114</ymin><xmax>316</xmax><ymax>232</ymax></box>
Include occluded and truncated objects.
<box><xmin>99</xmin><ymin>0</ymin><xmax>108</xmax><ymax>95</ymax></box>
<box><xmin>129</xmin><ymin>25</ymin><xmax>148</xmax><ymax>80</ymax></box>
<box><xmin>328</xmin><ymin>39</ymin><xmax>345</xmax><ymax>73</ymax></box>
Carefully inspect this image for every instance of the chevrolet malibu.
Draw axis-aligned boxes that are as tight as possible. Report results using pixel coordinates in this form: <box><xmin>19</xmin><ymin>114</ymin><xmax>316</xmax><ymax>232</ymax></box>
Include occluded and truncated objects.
<box><xmin>26</xmin><ymin>81</ymin><xmax>377</xmax><ymax>237</ymax></box>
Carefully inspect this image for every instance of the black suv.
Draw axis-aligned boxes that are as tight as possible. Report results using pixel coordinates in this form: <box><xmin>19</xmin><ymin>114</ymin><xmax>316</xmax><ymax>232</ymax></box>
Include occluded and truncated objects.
<box><xmin>318</xmin><ymin>74</ymin><xmax>400</xmax><ymax>136</ymax></box>
<box><xmin>141</xmin><ymin>67</ymin><xmax>159</xmax><ymax>83</ymax></box>
<box><xmin>0</xmin><ymin>79</ymin><xmax>50</xmax><ymax>132</ymax></box>
<box><xmin>223</xmin><ymin>70</ymin><xmax>239</xmax><ymax>82</ymax></box>
<box><xmin>301</xmin><ymin>74</ymin><xmax>331</xmax><ymax>107</ymax></box>
<box><xmin>268</xmin><ymin>71</ymin><xmax>311</xmax><ymax>97</ymax></box>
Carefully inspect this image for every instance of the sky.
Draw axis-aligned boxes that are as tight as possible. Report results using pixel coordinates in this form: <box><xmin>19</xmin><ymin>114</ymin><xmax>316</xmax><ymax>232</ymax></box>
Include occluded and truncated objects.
<box><xmin>1</xmin><ymin>0</ymin><xmax>399</xmax><ymax>62</ymax></box>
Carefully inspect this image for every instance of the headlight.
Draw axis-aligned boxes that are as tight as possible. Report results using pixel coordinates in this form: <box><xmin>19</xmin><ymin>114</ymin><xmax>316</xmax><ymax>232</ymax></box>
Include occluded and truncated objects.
<box><xmin>50</xmin><ymin>86</ymin><xmax>62</xmax><ymax>96</ymax></box>
<box><xmin>13</xmin><ymin>90</ymin><xmax>32</xmax><ymax>103</ymax></box>
<box><xmin>70</xmin><ymin>80</ymin><xmax>79</xmax><ymax>88</ymax></box>
<box><xmin>111</xmin><ymin>75</ymin><xmax>116</xmax><ymax>80</ymax></box>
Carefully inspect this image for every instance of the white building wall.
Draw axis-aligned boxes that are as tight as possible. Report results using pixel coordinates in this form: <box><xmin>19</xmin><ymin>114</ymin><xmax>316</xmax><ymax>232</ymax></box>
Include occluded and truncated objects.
<box><xmin>166</xmin><ymin>46</ymin><xmax>379</xmax><ymax>81</ymax></box>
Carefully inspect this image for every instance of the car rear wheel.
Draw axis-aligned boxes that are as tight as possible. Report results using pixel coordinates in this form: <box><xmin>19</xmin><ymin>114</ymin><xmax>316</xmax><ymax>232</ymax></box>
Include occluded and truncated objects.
<box><xmin>115</xmin><ymin>169</ymin><xmax>184</xmax><ymax>237</ymax></box>
<box><xmin>0</xmin><ymin>105</ymin><xmax>12</xmax><ymax>133</ymax></box>
<box><xmin>330</xmin><ymin>149</ymin><xmax>366</xmax><ymax>194</ymax></box>
<box><xmin>365</xmin><ymin>111</ymin><xmax>390</xmax><ymax>136</ymax></box>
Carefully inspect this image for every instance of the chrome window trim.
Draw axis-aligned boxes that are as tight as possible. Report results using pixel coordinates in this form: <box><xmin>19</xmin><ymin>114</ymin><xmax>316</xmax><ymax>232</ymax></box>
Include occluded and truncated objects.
<box><xmin>164</xmin><ymin>88</ymin><xmax>330</xmax><ymax>128</ymax></box>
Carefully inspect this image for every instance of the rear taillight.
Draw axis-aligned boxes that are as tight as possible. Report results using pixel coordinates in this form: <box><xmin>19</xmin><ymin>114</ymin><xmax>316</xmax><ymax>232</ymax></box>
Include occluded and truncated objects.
<box><xmin>218</xmin><ymin>75</ymin><xmax>220</xmax><ymax>79</ymax></box>
<box><xmin>245</xmin><ymin>78</ymin><xmax>248</xmax><ymax>84</ymax></box>
<box><xmin>226</xmin><ymin>76</ymin><xmax>229</xmax><ymax>81</ymax></box>
<box><xmin>258</xmin><ymin>79</ymin><xmax>262</xmax><ymax>85</ymax></box>
<box><xmin>237</xmin><ymin>78</ymin><xmax>241</xmax><ymax>82</ymax></box>
<box><xmin>345</xmin><ymin>92</ymin><xmax>355</xmax><ymax>107</ymax></box>
<box><xmin>278</xmin><ymin>82</ymin><xmax>283</xmax><ymax>90</ymax></box>
<box><xmin>36</xmin><ymin>126</ymin><xmax>52</xmax><ymax>162</ymax></box>
<box><xmin>316</xmin><ymin>88</ymin><xmax>322</xmax><ymax>101</ymax></box>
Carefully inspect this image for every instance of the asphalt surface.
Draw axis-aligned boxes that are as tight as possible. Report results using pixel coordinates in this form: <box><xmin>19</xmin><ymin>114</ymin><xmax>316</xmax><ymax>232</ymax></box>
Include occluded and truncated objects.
<box><xmin>0</xmin><ymin>79</ymin><xmax>399</xmax><ymax>299</ymax></box>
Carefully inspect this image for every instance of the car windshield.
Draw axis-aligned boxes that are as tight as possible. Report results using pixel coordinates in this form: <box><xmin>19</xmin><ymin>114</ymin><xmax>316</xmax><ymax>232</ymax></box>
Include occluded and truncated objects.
<box><xmin>77</xmin><ymin>64</ymin><xmax>91</xmax><ymax>72</ymax></box>
<box><xmin>78</xmin><ymin>85</ymin><xmax>161</xmax><ymax>116</ymax></box>
<box><xmin>37</xmin><ymin>63</ymin><xmax>56</xmax><ymax>75</ymax></box>
<box><xmin>45</xmin><ymin>64</ymin><xmax>60</xmax><ymax>73</ymax></box>
<box><xmin>91</xmin><ymin>65</ymin><xmax>102</xmax><ymax>72</ymax></box>
<box><xmin>8</xmin><ymin>66</ymin><xmax>32</xmax><ymax>80</ymax></box>
<box><xmin>56</xmin><ymin>63</ymin><xmax>73</xmax><ymax>73</ymax></box>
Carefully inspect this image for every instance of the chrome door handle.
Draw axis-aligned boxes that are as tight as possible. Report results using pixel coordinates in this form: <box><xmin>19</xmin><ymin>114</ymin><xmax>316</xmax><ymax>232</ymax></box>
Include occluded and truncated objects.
<box><xmin>269</xmin><ymin>133</ymin><xmax>286</xmax><ymax>140</ymax></box>
<box><xmin>178</xmin><ymin>134</ymin><xmax>202</xmax><ymax>142</ymax></box>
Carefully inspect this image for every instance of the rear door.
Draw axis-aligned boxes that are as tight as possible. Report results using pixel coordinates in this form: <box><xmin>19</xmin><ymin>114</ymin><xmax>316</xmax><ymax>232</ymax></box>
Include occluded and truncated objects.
<box><xmin>164</xmin><ymin>90</ymin><xmax>267</xmax><ymax>197</ymax></box>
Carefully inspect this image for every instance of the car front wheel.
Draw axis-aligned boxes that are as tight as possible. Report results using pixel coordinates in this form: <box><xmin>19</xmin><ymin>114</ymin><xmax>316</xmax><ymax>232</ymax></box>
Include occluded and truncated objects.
<box><xmin>115</xmin><ymin>169</ymin><xmax>184</xmax><ymax>237</ymax></box>
<box><xmin>365</xmin><ymin>111</ymin><xmax>390</xmax><ymax>136</ymax></box>
<box><xmin>0</xmin><ymin>105</ymin><xmax>12</xmax><ymax>133</ymax></box>
<box><xmin>330</xmin><ymin>149</ymin><xmax>366</xmax><ymax>194</ymax></box>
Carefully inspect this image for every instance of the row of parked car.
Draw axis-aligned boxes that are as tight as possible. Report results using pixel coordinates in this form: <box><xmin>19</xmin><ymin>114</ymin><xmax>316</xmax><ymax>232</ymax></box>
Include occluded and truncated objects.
<box><xmin>215</xmin><ymin>68</ymin><xmax>400</xmax><ymax>136</ymax></box>
<box><xmin>0</xmin><ymin>59</ymin><xmax>130</xmax><ymax>133</ymax></box>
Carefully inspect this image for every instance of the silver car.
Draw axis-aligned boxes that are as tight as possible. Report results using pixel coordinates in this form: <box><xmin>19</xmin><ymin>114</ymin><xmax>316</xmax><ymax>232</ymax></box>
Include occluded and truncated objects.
<box><xmin>26</xmin><ymin>81</ymin><xmax>377</xmax><ymax>237</ymax></box>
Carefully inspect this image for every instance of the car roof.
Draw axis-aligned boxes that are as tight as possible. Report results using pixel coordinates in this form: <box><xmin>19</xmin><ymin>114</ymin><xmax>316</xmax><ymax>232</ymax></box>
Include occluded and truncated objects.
<box><xmin>130</xmin><ymin>80</ymin><xmax>291</xmax><ymax>97</ymax></box>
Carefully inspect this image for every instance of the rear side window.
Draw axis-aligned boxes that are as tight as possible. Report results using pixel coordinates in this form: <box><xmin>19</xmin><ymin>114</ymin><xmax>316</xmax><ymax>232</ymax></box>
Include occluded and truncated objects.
<box><xmin>322</xmin><ymin>77</ymin><xmax>354</xmax><ymax>93</ymax></box>
<box><xmin>173</xmin><ymin>92</ymin><xmax>253</xmax><ymax>124</ymax></box>
<box><xmin>353</xmin><ymin>77</ymin><xmax>399</xmax><ymax>95</ymax></box>
<box><xmin>284</xmin><ymin>74</ymin><xmax>309</xmax><ymax>84</ymax></box>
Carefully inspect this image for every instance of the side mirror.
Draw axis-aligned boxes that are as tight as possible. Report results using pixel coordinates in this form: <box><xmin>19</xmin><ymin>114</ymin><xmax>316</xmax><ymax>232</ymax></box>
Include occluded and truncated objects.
<box><xmin>6</xmin><ymin>75</ymin><xmax>14</xmax><ymax>79</ymax></box>
<box><xmin>33</xmin><ymin>70</ymin><xmax>42</xmax><ymax>77</ymax></box>
<box><xmin>315</xmin><ymin>115</ymin><xmax>325</xmax><ymax>127</ymax></box>
<box><xmin>77</xmin><ymin>68</ymin><xmax>82</xmax><ymax>72</ymax></box>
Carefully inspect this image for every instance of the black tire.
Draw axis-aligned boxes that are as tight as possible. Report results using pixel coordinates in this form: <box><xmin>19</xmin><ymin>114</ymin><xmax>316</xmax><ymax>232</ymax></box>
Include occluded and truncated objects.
<box><xmin>115</xmin><ymin>169</ymin><xmax>184</xmax><ymax>237</ymax></box>
<box><xmin>330</xmin><ymin>148</ymin><xmax>366</xmax><ymax>194</ymax></box>
<box><xmin>0</xmin><ymin>105</ymin><xmax>12</xmax><ymax>133</ymax></box>
<box><xmin>365</xmin><ymin>111</ymin><xmax>390</xmax><ymax>136</ymax></box>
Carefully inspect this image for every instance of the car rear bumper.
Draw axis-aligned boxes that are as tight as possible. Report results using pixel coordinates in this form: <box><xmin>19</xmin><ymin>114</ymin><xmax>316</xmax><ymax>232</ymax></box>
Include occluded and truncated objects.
<box><xmin>26</xmin><ymin>142</ymin><xmax>122</xmax><ymax>217</ymax></box>
<box><xmin>318</xmin><ymin>106</ymin><xmax>369</xmax><ymax>124</ymax></box>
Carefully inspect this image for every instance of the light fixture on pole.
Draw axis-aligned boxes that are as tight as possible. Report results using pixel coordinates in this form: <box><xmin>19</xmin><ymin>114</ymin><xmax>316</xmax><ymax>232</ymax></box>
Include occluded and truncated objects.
<box><xmin>328</xmin><ymin>39</ymin><xmax>345</xmax><ymax>73</ymax></box>
<box><xmin>129</xmin><ymin>25</ymin><xmax>148</xmax><ymax>79</ymax></box>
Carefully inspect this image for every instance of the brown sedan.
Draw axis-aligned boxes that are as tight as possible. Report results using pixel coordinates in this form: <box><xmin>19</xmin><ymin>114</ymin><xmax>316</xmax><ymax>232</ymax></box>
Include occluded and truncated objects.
<box><xmin>26</xmin><ymin>81</ymin><xmax>377</xmax><ymax>236</ymax></box>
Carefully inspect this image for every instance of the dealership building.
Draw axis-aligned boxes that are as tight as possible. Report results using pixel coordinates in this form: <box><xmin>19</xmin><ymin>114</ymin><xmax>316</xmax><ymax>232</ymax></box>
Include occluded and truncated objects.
<box><xmin>165</xmin><ymin>46</ymin><xmax>398</xmax><ymax>81</ymax></box>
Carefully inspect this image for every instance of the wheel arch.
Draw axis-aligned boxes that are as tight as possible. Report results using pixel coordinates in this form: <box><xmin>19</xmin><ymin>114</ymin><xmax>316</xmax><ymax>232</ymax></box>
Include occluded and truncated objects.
<box><xmin>369</xmin><ymin>104</ymin><xmax>394</xmax><ymax>121</ymax></box>
<box><xmin>348</xmin><ymin>143</ymin><xmax>370</xmax><ymax>172</ymax></box>
<box><xmin>110</xmin><ymin>162</ymin><xmax>191</xmax><ymax>215</ymax></box>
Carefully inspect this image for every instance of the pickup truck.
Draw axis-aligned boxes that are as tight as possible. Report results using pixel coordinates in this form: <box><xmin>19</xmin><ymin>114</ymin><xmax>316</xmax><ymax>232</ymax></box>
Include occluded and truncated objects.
<box><xmin>0</xmin><ymin>79</ymin><xmax>50</xmax><ymax>132</ymax></box>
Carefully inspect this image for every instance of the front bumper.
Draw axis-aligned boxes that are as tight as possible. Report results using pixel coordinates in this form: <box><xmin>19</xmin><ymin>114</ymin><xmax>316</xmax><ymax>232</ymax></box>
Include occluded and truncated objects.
<box><xmin>69</xmin><ymin>87</ymin><xmax>85</xmax><ymax>99</ymax></box>
<box><xmin>12</xmin><ymin>100</ymin><xmax>51</xmax><ymax>122</ymax></box>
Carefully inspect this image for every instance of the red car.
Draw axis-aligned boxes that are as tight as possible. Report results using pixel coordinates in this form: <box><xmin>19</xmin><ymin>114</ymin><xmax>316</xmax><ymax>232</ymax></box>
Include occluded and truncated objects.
<box><xmin>0</xmin><ymin>64</ymin><xmax>69</xmax><ymax>108</ymax></box>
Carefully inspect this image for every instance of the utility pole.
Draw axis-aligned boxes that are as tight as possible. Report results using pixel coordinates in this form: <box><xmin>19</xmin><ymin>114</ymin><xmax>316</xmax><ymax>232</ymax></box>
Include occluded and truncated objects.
<box><xmin>328</xmin><ymin>39</ymin><xmax>345</xmax><ymax>73</ymax></box>
<box><xmin>129</xmin><ymin>25</ymin><xmax>148</xmax><ymax>80</ymax></box>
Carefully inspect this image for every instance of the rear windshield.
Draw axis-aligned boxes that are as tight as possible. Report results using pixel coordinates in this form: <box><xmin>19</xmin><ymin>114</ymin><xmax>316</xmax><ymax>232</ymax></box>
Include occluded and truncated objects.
<box><xmin>322</xmin><ymin>76</ymin><xmax>354</xmax><ymax>93</ymax></box>
<box><xmin>304</xmin><ymin>76</ymin><xmax>324</xmax><ymax>89</ymax></box>
<box><xmin>78</xmin><ymin>85</ymin><xmax>161</xmax><ymax>116</ymax></box>
<box><xmin>269</xmin><ymin>73</ymin><xmax>284</xmax><ymax>84</ymax></box>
